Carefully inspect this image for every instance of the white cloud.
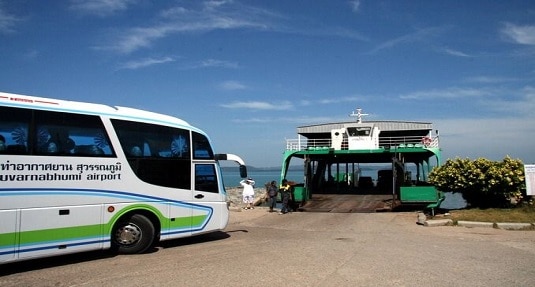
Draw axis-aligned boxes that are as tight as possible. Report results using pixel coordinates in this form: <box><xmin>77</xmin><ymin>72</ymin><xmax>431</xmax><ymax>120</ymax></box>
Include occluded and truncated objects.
<box><xmin>230</xmin><ymin>115</ymin><xmax>336</xmax><ymax>125</ymax></box>
<box><xmin>281</xmin><ymin>25</ymin><xmax>369</xmax><ymax>42</ymax></box>
<box><xmin>281</xmin><ymin>115</ymin><xmax>340</xmax><ymax>124</ymax></box>
<box><xmin>221</xmin><ymin>101</ymin><xmax>292</xmax><ymax>110</ymax></box>
<box><xmin>102</xmin><ymin>26</ymin><xmax>171</xmax><ymax>54</ymax></box>
<box><xmin>464</xmin><ymin>76</ymin><xmax>519</xmax><ymax>84</ymax></box>
<box><xmin>368</xmin><ymin>26</ymin><xmax>447</xmax><ymax>54</ymax></box>
<box><xmin>399</xmin><ymin>87</ymin><xmax>491</xmax><ymax>100</ymax></box>
<box><xmin>200</xmin><ymin>59</ymin><xmax>238</xmax><ymax>69</ymax></box>
<box><xmin>69</xmin><ymin>0</ymin><xmax>137</xmax><ymax>17</ymax></box>
<box><xmin>177</xmin><ymin>59</ymin><xmax>239</xmax><ymax>70</ymax></box>
<box><xmin>349</xmin><ymin>0</ymin><xmax>361</xmax><ymax>13</ymax></box>
<box><xmin>103</xmin><ymin>1</ymin><xmax>274</xmax><ymax>54</ymax></box>
<box><xmin>230</xmin><ymin>117</ymin><xmax>273</xmax><ymax>124</ymax></box>
<box><xmin>204</xmin><ymin>0</ymin><xmax>233</xmax><ymax>11</ymax></box>
<box><xmin>299</xmin><ymin>100</ymin><xmax>312</xmax><ymax>106</ymax></box>
<box><xmin>417</xmin><ymin>86</ymin><xmax>535</xmax><ymax>162</ymax></box>
<box><xmin>434</xmin><ymin>116</ymin><xmax>535</xmax><ymax>163</ymax></box>
<box><xmin>101</xmin><ymin>1</ymin><xmax>367</xmax><ymax>54</ymax></box>
<box><xmin>481</xmin><ymin>86</ymin><xmax>535</xmax><ymax>117</ymax></box>
<box><xmin>501</xmin><ymin>23</ymin><xmax>535</xmax><ymax>45</ymax></box>
<box><xmin>442</xmin><ymin>47</ymin><xmax>470</xmax><ymax>57</ymax></box>
<box><xmin>219</xmin><ymin>81</ymin><xmax>246</xmax><ymax>90</ymax></box>
<box><xmin>117</xmin><ymin>56</ymin><xmax>175</xmax><ymax>70</ymax></box>
<box><xmin>317</xmin><ymin>95</ymin><xmax>366</xmax><ymax>104</ymax></box>
<box><xmin>0</xmin><ymin>4</ymin><xmax>22</xmax><ymax>34</ymax></box>
<box><xmin>398</xmin><ymin>86</ymin><xmax>535</xmax><ymax>121</ymax></box>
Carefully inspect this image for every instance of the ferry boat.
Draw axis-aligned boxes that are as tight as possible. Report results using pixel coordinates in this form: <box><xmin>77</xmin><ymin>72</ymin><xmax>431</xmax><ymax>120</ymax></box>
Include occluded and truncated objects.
<box><xmin>280</xmin><ymin>108</ymin><xmax>443</xmax><ymax>213</ymax></box>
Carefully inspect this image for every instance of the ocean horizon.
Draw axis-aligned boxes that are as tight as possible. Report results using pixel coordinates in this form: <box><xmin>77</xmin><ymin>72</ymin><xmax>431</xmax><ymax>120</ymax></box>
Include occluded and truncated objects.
<box><xmin>221</xmin><ymin>168</ymin><xmax>387</xmax><ymax>189</ymax></box>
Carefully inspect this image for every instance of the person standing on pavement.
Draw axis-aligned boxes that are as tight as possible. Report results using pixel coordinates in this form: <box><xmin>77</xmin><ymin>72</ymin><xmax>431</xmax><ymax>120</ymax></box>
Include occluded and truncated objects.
<box><xmin>267</xmin><ymin>180</ymin><xmax>278</xmax><ymax>212</ymax></box>
<box><xmin>240</xmin><ymin>178</ymin><xmax>255</xmax><ymax>210</ymax></box>
<box><xmin>279</xmin><ymin>179</ymin><xmax>291</xmax><ymax>214</ymax></box>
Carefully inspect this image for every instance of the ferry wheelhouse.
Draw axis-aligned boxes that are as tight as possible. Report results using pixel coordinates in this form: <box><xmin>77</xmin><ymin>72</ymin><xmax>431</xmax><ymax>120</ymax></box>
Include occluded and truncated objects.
<box><xmin>280</xmin><ymin>108</ymin><xmax>442</xmax><ymax>212</ymax></box>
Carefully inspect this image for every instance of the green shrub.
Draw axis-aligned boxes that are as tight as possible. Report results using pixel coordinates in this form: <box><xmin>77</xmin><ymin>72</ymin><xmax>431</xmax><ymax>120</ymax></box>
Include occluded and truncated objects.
<box><xmin>429</xmin><ymin>156</ymin><xmax>525</xmax><ymax>208</ymax></box>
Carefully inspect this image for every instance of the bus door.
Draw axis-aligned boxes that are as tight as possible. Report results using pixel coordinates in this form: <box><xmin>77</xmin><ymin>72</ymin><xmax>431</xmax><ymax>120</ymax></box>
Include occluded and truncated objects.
<box><xmin>191</xmin><ymin>162</ymin><xmax>226</xmax><ymax>233</ymax></box>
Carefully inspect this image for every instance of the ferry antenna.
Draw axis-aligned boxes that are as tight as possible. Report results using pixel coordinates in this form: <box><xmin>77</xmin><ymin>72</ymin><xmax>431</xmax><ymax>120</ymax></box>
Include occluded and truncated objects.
<box><xmin>349</xmin><ymin>107</ymin><xmax>368</xmax><ymax>123</ymax></box>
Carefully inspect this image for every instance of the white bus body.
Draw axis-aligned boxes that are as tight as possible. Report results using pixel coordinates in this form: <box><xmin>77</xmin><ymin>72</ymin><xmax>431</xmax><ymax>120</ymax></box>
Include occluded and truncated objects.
<box><xmin>0</xmin><ymin>92</ymin><xmax>247</xmax><ymax>264</ymax></box>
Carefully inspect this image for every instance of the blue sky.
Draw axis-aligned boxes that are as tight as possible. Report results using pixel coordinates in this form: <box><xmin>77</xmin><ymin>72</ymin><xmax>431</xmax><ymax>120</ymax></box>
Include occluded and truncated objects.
<box><xmin>1</xmin><ymin>0</ymin><xmax>534</xmax><ymax>167</ymax></box>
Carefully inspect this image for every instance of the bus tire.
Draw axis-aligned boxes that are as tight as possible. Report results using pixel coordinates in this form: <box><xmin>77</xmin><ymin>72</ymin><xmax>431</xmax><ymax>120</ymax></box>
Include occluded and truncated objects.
<box><xmin>111</xmin><ymin>214</ymin><xmax>155</xmax><ymax>254</ymax></box>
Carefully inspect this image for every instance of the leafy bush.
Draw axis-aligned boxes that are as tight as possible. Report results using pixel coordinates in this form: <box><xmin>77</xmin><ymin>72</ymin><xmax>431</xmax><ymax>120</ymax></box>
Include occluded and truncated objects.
<box><xmin>429</xmin><ymin>156</ymin><xmax>525</xmax><ymax>208</ymax></box>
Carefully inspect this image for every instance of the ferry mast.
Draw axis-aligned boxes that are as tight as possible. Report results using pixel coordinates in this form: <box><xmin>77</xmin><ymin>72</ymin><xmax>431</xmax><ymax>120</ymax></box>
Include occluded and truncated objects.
<box><xmin>349</xmin><ymin>107</ymin><xmax>368</xmax><ymax>123</ymax></box>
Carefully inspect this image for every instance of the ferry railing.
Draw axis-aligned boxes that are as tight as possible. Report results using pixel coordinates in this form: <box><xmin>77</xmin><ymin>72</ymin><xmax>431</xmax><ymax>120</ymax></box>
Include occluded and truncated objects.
<box><xmin>379</xmin><ymin>135</ymin><xmax>439</xmax><ymax>148</ymax></box>
<box><xmin>285</xmin><ymin>136</ymin><xmax>439</xmax><ymax>151</ymax></box>
<box><xmin>286</xmin><ymin>139</ymin><xmax>331</xmax><ymax>151</ymax></box>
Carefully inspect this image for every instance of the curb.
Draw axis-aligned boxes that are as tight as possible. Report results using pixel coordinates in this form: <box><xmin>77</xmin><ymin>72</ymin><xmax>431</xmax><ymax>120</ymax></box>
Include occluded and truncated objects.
<box><xmin>423</xmin><ymin>219</ymin><xmax>535</xmax><ymax>230</ymax></box>
<box><xmin>456</xmin><ymin>220</ymin><xmax>494</xmax><ymax>228</ymax></box>
<box><xmin>495</xmin><ymin>222</ymin><xmax>534</xmax><ymax>230</ymax></box>
<box><xmin>418</xmin><ymin>212</ymin><xmax>534</xmax><ymax>230</ymax></box>
<box><xmin>424</xmin><ymin>219</ymin><xmax>453</xmax><ymax>227</ymax></box>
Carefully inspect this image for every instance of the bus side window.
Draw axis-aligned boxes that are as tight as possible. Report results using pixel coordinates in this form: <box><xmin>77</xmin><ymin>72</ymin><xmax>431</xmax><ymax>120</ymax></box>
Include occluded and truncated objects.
<box><xmin>171</xmin><ymin>135</ymin><xmax>188</xmax><ymax>158</ymax></box>
<box><xmin>38</xmin><ymin>129</ymin><xmax>74</xmax><ymax>155</ymax></box>
<box><xmin>112</xmin><ymin>119</ymin><xmax>192</xmax><ymax>189</ymax></box>
<box><xmin>192</xmin><ymin>132</ymin><xmax>214</xmax><ymax>159</ymax></box>
<box><xmin>34</xmin><ymin>110</ymin><xmax>114</xmax><ymax>157</ymax></box>
<box><xmin>0</xmin><ymin>107</ymin><xmax>30</xmax><ymax>155</ymax></box>
<box><xmin>129</xmin><ymin>146</ymin><xmax>143</xmax><ymax>157</ymax></box>
<box><xmin>0</xmin><ymin>134</ymin><xmax>4</xmax><ymax>152</ymax></box>
<box><xmin>74</xmin><ymin>144</ymin><xmax>105</xmax><ymax>156</ymax></box>
<box><xmin>195</xmin><ymin>164</ymin><xmax>218</xmax><ymax>193</ymax></box>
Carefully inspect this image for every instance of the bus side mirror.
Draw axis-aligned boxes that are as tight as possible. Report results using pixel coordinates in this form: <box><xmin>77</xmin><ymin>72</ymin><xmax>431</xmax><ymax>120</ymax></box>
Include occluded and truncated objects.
<box><xmin>239</xmin><ymin>165</ymin><xmax>248</xmax><ymax>178</ymax></box>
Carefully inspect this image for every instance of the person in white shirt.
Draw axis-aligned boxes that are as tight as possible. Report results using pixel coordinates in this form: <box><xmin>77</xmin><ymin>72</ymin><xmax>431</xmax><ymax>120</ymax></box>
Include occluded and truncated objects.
<box><xmin>240</xmin><ymin>178</ymin><xmax>255</xmax><ymax>210</ymax></box>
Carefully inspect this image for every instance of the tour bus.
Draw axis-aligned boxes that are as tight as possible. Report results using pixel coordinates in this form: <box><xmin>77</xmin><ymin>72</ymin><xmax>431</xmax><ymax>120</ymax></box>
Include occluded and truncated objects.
<box><xmin>0</xmin><ymin>91</ymin><xmax>247</xmax><ymax>264</ymax></box>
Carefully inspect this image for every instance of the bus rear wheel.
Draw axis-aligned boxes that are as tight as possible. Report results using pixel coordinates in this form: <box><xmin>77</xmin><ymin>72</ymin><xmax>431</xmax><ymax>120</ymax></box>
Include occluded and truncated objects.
<box><xmin>112</xmin><ymin>214</ymin><xmax>155</xmax><ymax>254</ymax></box>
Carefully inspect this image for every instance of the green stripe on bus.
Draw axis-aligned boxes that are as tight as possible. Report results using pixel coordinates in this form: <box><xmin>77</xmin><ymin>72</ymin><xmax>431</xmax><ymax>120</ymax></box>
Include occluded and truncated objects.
<box><xmin>19</xmin><ymin>224</ymin><xmax>103</xmax><ymax>245</ymax></box>
<box><xmin>0</xmin><ymin>233</ymin><xmax>17</xmax><ymax>248</ymax></box>
<box><xmin>0</xmin><ymin>205</ymin><xmax>210</xmax><ymax>248</ymax></box>
<box><xmin>191</xmin><ymin>215</ymin><xmax>208</xmax><ymax>226</ymax></box>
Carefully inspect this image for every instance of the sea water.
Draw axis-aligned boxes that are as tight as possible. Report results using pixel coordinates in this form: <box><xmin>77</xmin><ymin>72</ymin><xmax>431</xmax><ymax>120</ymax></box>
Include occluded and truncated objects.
<box><xmin>221</xmin><ymin>169</ymin><xmax>303</xmax><ymax>188</ymax></box>
<box><xmin>221</xmin><ymin>169</ymin><xmax>379</xmax><ymax>189</ymax></box>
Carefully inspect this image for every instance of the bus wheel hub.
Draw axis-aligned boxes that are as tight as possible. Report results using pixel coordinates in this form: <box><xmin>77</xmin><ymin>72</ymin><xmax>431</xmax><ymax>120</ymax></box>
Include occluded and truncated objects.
<box><xmin>116</xmin><ymin>224</ymin><xmax>141</xmax><ymax>245</ymax></box>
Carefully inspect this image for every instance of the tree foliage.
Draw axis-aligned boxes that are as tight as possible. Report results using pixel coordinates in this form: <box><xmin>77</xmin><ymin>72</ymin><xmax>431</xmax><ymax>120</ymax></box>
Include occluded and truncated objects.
<box><xmin>428</xmin><ymin>156</ymin><xmax>525</xmax><ymax>208</ymax></box>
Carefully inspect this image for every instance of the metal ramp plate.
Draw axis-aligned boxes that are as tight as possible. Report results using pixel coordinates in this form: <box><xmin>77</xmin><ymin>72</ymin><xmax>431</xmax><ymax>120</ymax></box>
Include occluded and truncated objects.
<box><xmin>298</xmin><ymin>194</ymin><xmax>394</xmax><ymax>213</ymax></box>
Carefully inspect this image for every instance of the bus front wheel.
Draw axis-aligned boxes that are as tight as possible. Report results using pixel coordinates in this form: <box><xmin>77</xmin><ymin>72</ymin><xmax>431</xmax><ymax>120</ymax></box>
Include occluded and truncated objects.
<box><xmin>112</xmin><ymin>214</ymin><xmax>155</xmax><ymax>254</ymax></box>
